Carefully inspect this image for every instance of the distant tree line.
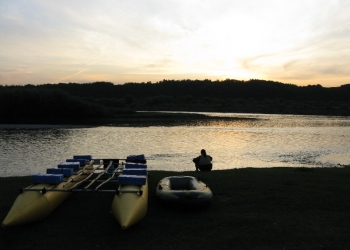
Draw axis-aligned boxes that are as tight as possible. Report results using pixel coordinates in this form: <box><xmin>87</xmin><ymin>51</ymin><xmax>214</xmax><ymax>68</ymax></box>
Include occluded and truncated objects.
<box><xmin>0</xmin><ymin>87</ymin><xmax>134</xmax><ymax>123</ymax></box>
<box><xmin>10</xmin><ymin>79</ymin><xmax>348</xmax><ymax>101</ymax></box>
<box><xmin>1</xmin><ymin>79</ymin><xmax>350</xmax><ymax>122</ymax></box>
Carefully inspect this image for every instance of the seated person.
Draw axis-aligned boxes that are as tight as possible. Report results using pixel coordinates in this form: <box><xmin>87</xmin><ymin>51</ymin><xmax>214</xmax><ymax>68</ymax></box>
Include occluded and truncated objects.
<box><xmin>193</xmin><ymin>149</ymin><xmax>213</xmax><ymax>171</ymax></box>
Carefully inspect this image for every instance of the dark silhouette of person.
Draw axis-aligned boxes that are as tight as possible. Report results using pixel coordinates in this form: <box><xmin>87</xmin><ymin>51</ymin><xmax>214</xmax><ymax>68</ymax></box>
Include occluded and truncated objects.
<box><xmin>193</xmin><ymin>149</ymin><xmax>212</xmax><ymax>171</ymax></box>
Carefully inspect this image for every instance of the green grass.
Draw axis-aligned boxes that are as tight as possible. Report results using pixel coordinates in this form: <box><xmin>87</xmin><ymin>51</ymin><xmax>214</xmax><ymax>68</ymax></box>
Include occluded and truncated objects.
<box><xmin>1</xmin><ymin>168</ymin><xmax>350</xmax><ymax>250</ymax></box>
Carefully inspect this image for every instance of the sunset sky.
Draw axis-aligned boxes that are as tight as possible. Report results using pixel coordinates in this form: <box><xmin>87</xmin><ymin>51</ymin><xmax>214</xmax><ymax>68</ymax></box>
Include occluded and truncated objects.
<box><xmin>1</xmin><ymin>0</ymin><xmax>349</xmax><ymax>87</ymax></box>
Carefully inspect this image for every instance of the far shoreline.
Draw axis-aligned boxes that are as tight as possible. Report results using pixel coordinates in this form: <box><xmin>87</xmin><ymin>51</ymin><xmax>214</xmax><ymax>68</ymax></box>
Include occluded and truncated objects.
<box><xmin>1</xmin><ymin>111</ymin><xmax>349</xmax><ymax>128</ymax></box>
<box><xmin>0</xmin><ymin>111</ymin><xmax>259</xmax><ymax>128</ymax></box>
<box><xmin>0</xmin><ymin>124</ymin><xmax>95</xmax><ymax>129</ymax></box>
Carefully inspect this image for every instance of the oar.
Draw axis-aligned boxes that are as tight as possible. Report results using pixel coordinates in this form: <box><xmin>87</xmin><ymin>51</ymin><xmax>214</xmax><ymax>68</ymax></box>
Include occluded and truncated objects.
<box><xmin>62</xmin><ymin>179</ymin><xmax>118</xmax><ymax>183</ymax></box>
<box><xmin>63</xmin><ymin>160</ymin><xmax>95</xmax><ymax>187</ymax></box>
<box><xmin>95</xmin><ymin>171</ymin><xmax>118</xmax><ymax>191</ymax></box>
<box><xmin>94</xmin><ymin>160</ymin><xmax>130</xmax><ymax>190</ymax></box>
<box><xmin>68</xmin><ymin>162</ymin><xmax>103</xmax><ymax>190</ymax></box>
<box><xmin>83</xmin><ymin>161</ymin><xmax>113</xmax><ymax>189</ymax></box>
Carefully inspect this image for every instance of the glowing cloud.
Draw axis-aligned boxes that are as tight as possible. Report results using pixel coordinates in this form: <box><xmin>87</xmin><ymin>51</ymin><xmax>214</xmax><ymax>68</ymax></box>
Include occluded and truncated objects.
<box><xmin>0</xmin><ymin>0</ymin><xmax>349</xmax><ymax>86</ymax></box>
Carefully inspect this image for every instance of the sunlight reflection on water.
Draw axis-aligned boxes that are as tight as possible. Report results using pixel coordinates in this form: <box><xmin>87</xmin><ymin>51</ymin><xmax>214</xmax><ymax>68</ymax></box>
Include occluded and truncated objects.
<box><xmin>0</xmin><ymin>113</ymin><xmax>349</xmax><ymax>176</ymax></box>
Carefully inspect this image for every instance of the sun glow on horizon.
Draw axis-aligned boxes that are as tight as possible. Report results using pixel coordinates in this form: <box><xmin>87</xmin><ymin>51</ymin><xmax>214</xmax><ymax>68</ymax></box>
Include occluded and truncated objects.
<box><xmin>0</xmin><ymin>0</ymin><xmax>349</xmax><ymax>87</ymax></box>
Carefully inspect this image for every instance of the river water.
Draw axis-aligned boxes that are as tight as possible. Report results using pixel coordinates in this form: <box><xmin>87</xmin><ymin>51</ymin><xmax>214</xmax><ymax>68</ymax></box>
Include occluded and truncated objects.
<box><xmin>0</xmin><ymin>113</ymin><xmax>349</xmax><ymax>177</ymax></box>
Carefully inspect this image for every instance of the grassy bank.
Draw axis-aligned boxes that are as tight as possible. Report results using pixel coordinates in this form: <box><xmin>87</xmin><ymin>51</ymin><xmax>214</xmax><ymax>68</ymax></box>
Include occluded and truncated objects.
<box><xmin>1</xmin><ymin>168</ymin><xmax>349</xmax><ymax>250</ymax></box>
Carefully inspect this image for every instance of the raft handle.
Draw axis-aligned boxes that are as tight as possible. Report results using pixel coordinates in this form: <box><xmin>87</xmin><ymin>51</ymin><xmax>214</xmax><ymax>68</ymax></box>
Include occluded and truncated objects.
<box><xmin>115</xmin><ymin>189</ymin><xmax>143</xmax><ymax>196</ymax></box>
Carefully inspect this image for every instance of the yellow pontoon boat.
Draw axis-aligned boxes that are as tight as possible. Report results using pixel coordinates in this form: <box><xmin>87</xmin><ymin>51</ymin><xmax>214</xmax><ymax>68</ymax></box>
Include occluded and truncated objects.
<box><xmin>2</xmin><ymin>155</ymin><xmax>97</xmax><ymax>227</ymax></box>
<box><xmin>111</xmin><ymin>162</ymin><xmax>148</xmax><ymax>229</ymax></box>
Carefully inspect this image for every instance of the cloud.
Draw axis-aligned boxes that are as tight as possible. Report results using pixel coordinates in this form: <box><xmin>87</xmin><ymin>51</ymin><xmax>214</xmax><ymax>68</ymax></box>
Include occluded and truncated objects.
<box><xmin>0</xmin><ymin>0</ymin><xmax>349</xmax><ymax>86</ymax></box>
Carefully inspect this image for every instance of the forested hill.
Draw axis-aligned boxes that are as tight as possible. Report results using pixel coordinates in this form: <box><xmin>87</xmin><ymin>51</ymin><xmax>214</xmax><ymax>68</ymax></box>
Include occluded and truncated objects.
<box><xmin>1</xmin><ymin>79</ymin><xmax>350</xmax><ymax>123</ymax></box>
<box><xmin>7</xmin><ymin>79</ymin><xmax>350</xmax><ymax>101</ymax></box>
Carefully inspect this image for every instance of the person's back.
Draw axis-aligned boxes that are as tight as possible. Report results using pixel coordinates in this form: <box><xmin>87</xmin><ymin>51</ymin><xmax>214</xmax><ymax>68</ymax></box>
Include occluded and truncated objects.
<box><xmin>193</xmin><ymin>149</ymin><xmax>212</xmax><ymax>171</ymax></box>
<box><xmin>199</xmin><ymin>155</ymin><xmax>212</xmax><ymax>165</ymax></box>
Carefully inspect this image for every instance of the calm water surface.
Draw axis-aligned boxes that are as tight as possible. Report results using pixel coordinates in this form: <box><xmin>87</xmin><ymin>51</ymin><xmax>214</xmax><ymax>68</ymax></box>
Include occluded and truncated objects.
<box><xmin>0</xmin><ymin>113</ymin><xmax>349</xmax><ymax>177</ymax></box>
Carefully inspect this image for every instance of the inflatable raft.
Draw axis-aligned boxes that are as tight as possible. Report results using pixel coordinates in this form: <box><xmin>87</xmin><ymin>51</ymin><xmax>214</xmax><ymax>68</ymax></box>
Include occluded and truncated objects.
<box><xmin>3</xmin><ymin>154</ymin><xmax>149</xmax><ymax>229</ymax></box>
<box><xmin>156</xmin><ymin>176</ymin><xmax>213</xmax><ymax>205</ymax></box>
<box><xmin>2</xmin><ymin>155</ymin><xmax>96</xmax><ymax>227</ymax></box>
<box><xmin>111</xmin><ymin>162</ymin><xmax>148</xmax><ymax>229</ymax></box>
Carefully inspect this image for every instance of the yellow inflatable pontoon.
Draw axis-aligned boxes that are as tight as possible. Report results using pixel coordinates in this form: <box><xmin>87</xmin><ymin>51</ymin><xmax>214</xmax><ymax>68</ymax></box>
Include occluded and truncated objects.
<box><xmin>111</xmin><ymin>163</ymin><xmax>148</xmax><ymax>229</ymax></box>
<box><xmin>2</xmin><ymin>156</ymin><xmax>97</xmax><ymax>227</ymax></box>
